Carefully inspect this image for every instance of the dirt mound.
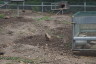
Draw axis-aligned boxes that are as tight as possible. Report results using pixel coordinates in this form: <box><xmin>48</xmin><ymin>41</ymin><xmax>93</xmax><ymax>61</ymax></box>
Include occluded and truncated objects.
<box><xmin>0</xmin><ymin>10</ymin><xmax>96</xmax><ymax>64</ymax></box>
<box><xmin>14</xmin><ymin>26</ymin><xmax>72</xmax><ymax>54</ymax></box>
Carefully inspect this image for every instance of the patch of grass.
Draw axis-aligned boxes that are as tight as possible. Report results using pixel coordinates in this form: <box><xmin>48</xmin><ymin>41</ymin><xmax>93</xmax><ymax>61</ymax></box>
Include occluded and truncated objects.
<box><xmin>0</xmin><ymin>27</ymin><xmax>3</xmax><ymax>32</ymax></box>
<box><xmin>0</xmin><ymin>56</ymin><xmax>34</xmax><ymax>63</ymax></box>
<box><xmin>35</xmin><ymin>16</ymin><xmax>53</xmax><ymax>21</ymax></box>
<box><xmin>0</xmin><ymin>14</ymin><xmax>5</xmax><ymax>18</ymax></box>
<box><xmin>61</xmin><ymin>20</ymin><xmax>71</xmax><ymax>24</ymax></box>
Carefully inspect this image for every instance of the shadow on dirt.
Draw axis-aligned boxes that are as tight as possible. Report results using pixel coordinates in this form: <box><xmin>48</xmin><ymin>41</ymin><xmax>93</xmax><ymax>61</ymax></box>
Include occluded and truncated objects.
<box><xmin>73</xmin><ymin>51</ymin><xmax>96</xmax><ymax>57</ymax></box>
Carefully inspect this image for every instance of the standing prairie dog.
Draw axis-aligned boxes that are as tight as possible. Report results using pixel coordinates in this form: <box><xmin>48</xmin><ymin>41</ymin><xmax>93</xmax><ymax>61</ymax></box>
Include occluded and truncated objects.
<box><xmin>45</xmin><ymin>33</ymin><xmax>51</xmax><ymax>41</ymax></box>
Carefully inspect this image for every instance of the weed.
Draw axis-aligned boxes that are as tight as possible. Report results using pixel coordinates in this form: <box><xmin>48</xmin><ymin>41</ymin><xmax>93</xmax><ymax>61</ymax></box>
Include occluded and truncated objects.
<box><xmin>0</xmin><ymin>14</ymin><xmax>5</xmax><ymax>18</ymax></box>
<box><xmin>0</xmin><ymin>56</ymin><xmax>34</xmax><ymax>63</ymax></box>
<box><xmin>58</xmin><ymin>20</ymin><xmax>71</xmax><ymax>24</ymax></box>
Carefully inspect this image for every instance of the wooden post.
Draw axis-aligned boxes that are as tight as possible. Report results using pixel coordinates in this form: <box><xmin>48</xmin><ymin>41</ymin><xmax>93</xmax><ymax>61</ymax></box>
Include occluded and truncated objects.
<box><xmin>17</xmin><ymin>2</ymin><xmax>19</xmax><ymax>17</ymax></box>
<box><xmin>51</xmin><ymin>3</ymin><xmax>52</xmax><ymax>10</ymax></box>
<box><xmin>62</xmin><ymin>9</ymin><xmax>63</xmax><ymax>14</ymax></box>
<box><xmin>55</xmin><ymin>3</ymin><xmax>56</xmax><ymax>10</ymax></box>
<box><xmin>84</xmin><ymin>2</ymin><xmax>86</xmax><ymax>12</ymax></box>
<box><xmin>23</xmin><ymin>1</ymin><xmax>25</xmax><ymax>11</ymax></box>
<box><xmin>42</xmin><ymin>2</ymin><xmax>44</xmax><ymax>13</ymax></box>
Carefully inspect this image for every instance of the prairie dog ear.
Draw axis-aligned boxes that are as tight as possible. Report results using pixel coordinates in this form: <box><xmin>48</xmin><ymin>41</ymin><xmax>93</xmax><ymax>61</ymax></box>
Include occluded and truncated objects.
<box><xmin>45</xmin><ymin>33</ymin><xmax>51</xmax><ymax>41</ymax></box>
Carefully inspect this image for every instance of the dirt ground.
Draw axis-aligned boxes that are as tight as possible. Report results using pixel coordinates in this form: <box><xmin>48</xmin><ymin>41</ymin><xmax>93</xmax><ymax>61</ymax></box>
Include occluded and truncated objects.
<box><xmin>0</xmin><ymin>9</ymin><xmax>96</xmax><ymax>64</ymax></box>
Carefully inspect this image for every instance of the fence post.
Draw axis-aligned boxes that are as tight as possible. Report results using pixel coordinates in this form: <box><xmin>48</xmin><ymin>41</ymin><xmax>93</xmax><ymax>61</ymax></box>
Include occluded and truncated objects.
<box><xmin>51</xmin><ymin>3</ymin><xmax>52</xmax><ymax>10</ymax></box>
<box><xmin>42</xmin><ymin>2</ymin><xmax>44</xmax><ymax>13</ymax></box>
<box><xmin>84</xmin><ymin>2</ymin><xmax>86</xmax><ymax>12</ymax></box>
<box><xmin>17</xmin><ymin>2</ymin><xmax>19</xmax><ymax>17</ymax></box>
<box><xmin>23</xmin><ymin>1</ymin><xmax>25</xmax><ymax>11</ymax></box>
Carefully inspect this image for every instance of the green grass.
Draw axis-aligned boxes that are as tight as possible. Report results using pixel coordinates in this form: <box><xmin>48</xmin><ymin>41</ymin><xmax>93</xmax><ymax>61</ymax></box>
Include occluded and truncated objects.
<box><xmin>0</xmin><ymin>56</ymin><xmax>34</xmax><ymax>63</ymax></box>
<box><xmin>0</xmin><ymin>14</ymin><xmax>5</xmax><ymax>18</ymax></box>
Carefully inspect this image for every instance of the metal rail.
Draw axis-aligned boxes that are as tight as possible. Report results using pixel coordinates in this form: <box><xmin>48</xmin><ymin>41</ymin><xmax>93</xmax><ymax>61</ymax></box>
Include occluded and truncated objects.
<box><xmin>74</xmin><ymin>37</ymin><xmax>96</xmax><ymax>40</ymax></box>
<box><xmin>0</xmin><ymin>3</ymin><xmax>8</xmax><ymax>7</ymax></box>
<box><xmin>72</xmin><ymin>49</ymin><xmax>96</xmax><ymax>51</ymax></box>
<box><xmin>1</xmin><ymin>4</ymin><xmax>96</xmax><ymax>7</ymax></box>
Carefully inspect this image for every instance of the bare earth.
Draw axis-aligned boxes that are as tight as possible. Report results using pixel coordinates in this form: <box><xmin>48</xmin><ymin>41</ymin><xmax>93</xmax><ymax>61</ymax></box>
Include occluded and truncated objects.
<box><xmin>0</xmin><ymin>10</ymin><xmax>96</xmax><ymax>64</ymax></box>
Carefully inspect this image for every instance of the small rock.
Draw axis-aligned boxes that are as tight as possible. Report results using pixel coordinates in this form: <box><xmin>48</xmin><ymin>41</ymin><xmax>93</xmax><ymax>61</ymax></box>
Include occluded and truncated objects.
<box><xmin>28</xmin><ymin>55</ymin><xmax>31</xmax><ymax>58</ymax></box>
